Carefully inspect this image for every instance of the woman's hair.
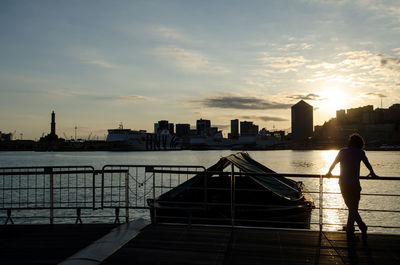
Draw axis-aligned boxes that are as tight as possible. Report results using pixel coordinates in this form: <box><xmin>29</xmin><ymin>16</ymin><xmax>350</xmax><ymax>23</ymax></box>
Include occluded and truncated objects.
<box><xmin>348</xmin><ymin>133</ymin><xmax>365</xmax><ymax>149</ymax></box>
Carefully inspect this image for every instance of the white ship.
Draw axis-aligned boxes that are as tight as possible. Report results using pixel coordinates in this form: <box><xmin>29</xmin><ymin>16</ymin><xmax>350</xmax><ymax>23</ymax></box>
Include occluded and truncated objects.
<box><xmin>106</xmin><ymin>124</ymin><xmax>181</xmax><ymax>150</ymax></box>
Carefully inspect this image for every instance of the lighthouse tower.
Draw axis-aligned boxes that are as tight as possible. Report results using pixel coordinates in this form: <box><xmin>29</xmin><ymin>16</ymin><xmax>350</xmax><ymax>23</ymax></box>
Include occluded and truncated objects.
<box><xmin>51</xmin><ymin>111</ymin><xmax>56</xmax><ymax>136</ymax></box>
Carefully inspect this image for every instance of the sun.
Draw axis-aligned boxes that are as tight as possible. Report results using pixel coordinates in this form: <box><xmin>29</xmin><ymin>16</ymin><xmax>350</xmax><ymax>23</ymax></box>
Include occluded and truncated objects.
<box><xmin>319</xmin><ymin>86</ymin><xmax>348</xmax><ymax>112</ymax></box>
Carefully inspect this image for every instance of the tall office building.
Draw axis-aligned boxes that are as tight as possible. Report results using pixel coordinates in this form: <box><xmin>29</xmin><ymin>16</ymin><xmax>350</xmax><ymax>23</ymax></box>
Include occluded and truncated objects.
<box><xmin>240</xmin><ymin>121</ymin><xmax>259</xmax><ymax>136</ymax></box>
<box><xmin>291</xmin><ymin>100</ymin><xmax>313</xmax><ymax>142</ymax></box>
<box><xmin>176</xmin><ymin>124</ymin><xmax>190</xmax><ymax>137</ymax></box>
<box><xmin>230</xmin><ymin>119</ymin><xmax>239</xmax><ymax>139</ymax></box>
<box><xmin>155</xmin><ymin>120</ymin><xmax>174</xmax><ymax>134</ymax></box>
<box><xmin>196</xmin><ymin>118</ymin><xmax>211</xmax><ymax>135</ymax></box>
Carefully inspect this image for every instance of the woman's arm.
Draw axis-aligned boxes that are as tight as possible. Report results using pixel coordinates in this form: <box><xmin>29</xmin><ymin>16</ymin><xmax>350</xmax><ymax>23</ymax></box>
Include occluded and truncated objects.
<box><xmin>326</xmin><ymin>152</ymin><xmax>340</xmax><ymax>176</ymax></box>
<box><xmin>362</xmin><ymin>156</ymin><xmax>378</xmax><ymax>177</ymax></box>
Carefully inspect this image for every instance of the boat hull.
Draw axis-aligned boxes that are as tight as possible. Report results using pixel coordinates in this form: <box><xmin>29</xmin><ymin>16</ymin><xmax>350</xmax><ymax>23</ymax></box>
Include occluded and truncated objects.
<box><xmin>147</xmin><ymin>199</ymin><xmax>313</xmax><ymax>228</ymax></box>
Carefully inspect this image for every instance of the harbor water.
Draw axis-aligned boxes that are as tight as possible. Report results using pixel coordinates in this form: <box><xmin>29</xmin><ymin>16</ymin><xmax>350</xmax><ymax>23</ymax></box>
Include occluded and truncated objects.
<box><xmin>0</xmin><ymin>150</ymin><xmax>399</xmax><ymax>233</ymax></box>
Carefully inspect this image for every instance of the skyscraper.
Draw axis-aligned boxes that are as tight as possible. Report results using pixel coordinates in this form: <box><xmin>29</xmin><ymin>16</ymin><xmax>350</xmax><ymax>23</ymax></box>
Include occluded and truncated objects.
<box><xmin>196</xmin><ymin>118</ymin><xmax>211</xmax><ymax>135</ymax></box>
<box><xmin>240</xmin><ymin>121</ymin><xmax>259</xmax><ymax>136</ymax></box>
<box><xmin>291</xmin><ymin>100</ymin><xmax>313</xmax><ymax>142</ymax></box>
<box><xmin>230</xmin><ymin>119</ymin><xmax>239</xmax><ymax>139</ymax></box>
<box><xmin>176</xmin><ymin>124</ymin><xmax>190</xmax><ymax>137</ymax></box>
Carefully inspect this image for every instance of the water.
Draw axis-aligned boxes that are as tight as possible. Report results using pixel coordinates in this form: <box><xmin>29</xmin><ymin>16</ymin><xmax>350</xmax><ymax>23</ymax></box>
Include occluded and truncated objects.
<box><xmin>1</xmin><ymin>150</ymin><xmax>399</xmax><ymax>233</ymax></box>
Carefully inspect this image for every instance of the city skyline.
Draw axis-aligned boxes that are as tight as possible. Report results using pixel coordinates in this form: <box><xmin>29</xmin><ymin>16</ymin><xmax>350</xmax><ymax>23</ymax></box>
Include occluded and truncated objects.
<box><xmin>1</xmin><ymin>1</ymin><xmax>400</xmax><ymax>140</ymax></box>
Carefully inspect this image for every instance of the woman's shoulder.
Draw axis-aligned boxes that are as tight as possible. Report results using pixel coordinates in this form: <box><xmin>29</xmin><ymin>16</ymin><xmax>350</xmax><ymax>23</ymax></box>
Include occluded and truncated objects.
<box><xmin>340</xmin><ymin>147</ymin><xmax>365</xmax><ymax>155</ymax></box>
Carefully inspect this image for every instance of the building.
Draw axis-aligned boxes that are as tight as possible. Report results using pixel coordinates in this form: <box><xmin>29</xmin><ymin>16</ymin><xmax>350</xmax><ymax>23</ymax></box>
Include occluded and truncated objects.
<box><xmin>176</xmin><ymin>124</ymin><xmax>190</xmax><ymax>137</ymax></box>
<box><xmin>196</xmin><ymin>119</ymin><xmax>211</xmax><ymax>136</ymax></box>
<box><xmin>229</xmin><ymin>119</ymin><xmax>239</xmax><ymax>139</ymax></box>
<box><xmin>0</xmin><ymin>131</ymin><xmax>13</xmax><ymax>141</ymax></box>
<box><xmin>155</xmin><ymin>120</ymin><xmax>174</xmax><ymax>134</ymax></box>
<box><xmin>336</xmin><ymin>110</ymin><xmax>346</xmax><ymax>124</ymax></box>
<box><xmin>291</xmin><ymin>100</ymin><xmax>313</xmax><ymax>142</ymax></box>
<box><xmin>40</xmin><ymin>111</ymin><xmax>59</xmax><ymax>142</ymax></box>
<box><xmin>240</xmin><ymin>121</ymin><xmax>259</xmax><ymax>136</ymax></box>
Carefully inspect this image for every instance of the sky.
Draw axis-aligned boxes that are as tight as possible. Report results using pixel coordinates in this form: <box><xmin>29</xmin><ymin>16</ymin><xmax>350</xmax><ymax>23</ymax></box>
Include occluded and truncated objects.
<box><xmin>1</xmin><ymin>0</ymin><xmax>399</xmax><ymax>140</ymax></box>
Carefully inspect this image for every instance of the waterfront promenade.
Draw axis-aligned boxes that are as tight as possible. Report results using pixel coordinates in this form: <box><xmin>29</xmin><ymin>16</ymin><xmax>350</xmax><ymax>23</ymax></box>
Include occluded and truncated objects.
<box><xmin>2</xmin><ymin>221</ymin><xmax>400</xmax><ymax>264</ymax></box>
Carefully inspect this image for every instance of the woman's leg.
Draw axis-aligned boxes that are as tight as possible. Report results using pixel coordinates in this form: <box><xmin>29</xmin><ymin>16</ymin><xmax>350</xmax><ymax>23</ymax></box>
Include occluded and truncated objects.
<box><xmin>340</xmin><ymin>185</ymin><xmax>360</xmax><ymax>233</ymax></box>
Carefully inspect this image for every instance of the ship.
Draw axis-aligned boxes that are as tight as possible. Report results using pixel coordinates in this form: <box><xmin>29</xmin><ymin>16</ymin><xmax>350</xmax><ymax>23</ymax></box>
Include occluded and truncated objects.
<box><xmin>106</xmin><ymin>124</ymin><xmax>182</xmax><ymax>150</ymax></box>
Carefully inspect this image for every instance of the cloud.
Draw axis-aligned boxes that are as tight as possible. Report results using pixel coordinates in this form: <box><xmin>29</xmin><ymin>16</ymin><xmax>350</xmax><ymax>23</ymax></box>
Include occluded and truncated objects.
<box><xmin>240</xmin><ymin>115</ymin><xmax>288</xmax><ymax>122</ymax></box>
<box><xmin>337</xmin><ymin>51</ymin><xmax>400</xmax><ymax>74</ymax></box>
<box><xmin>154</xmin><ymin>26</ymin><xmax>187</xmax><ymax>41</ymax></box>
<box><xmin>45</xmin><ymin>88</ymin><xmax>149</xmax><ymax>103</ymax></box>
<box><xmin>338</xmin><ymin>50</ymin><xmax>376</xmax><ymax>66</ymax></box>
<box><xmin>260</xmin><ymin>55</ymin><xmax>309</xmax><ymax>72</ymax></box>
<box><xmin>277</xmin><ymin>43</ymin><xmax>313</xmax><ymax>52</ymax></box>
<box><xmin>377</xmin><ymin>54</ymin><xmax>400</xmax><ymax>72</ymax></box>
<box><xmin>116</xmin><ymin>95</ymin><xmax>149</xmax><ymax>102</ymax></box>
<box><xmin>300</xmin><ymin>50</ymin><xmax>400</xmax><ymax>87</ymax></box>
<box><xmin>287</xmin><ymin>93</ymin><xmax>323</xmax><ymax>101</ymax></box>
<box><xmin>307</xmin><ymin>62</ymin><xmax>337</xmax><ymax>70</ymax></box>
<box><xmin>89</xmin><ymin>94</ymin><xmax>149</xmax><ymax>103</ymax></box>
<box><xmin>199</xmin><ymin>95</ymin><xmax>292</xmax><ymax>110</ymax></box>
<box><xmin>213</xmin><ymin>124</ymin><xmax>230</xmax><ymax>130</ymax></box>
<box><xmin>80</xmin><ymin>59</ymin><xmax>116</xmax><ymax>69</ymax></box>
<box><xmin>154</xmin><ymin>46</ymin><xmax>229</xmax><ymax>74</ymax></box>
<box><xmin>366</xmin><ymin>92</ymin><xmax>387</xmax><ymax>98</ymax></box>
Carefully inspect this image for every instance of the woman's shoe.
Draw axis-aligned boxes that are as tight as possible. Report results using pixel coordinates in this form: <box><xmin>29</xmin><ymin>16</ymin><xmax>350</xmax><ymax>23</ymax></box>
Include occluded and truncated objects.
<box><xmin>360</xmin><ymin>225</ymin><xmax>368</xmax><ymax>239</ymax></box>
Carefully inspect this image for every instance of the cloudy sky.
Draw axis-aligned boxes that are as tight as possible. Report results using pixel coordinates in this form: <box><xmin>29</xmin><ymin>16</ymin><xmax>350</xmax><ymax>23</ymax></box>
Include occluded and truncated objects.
<box><xmin>1</xmin><ymin>0</ymin><xmax>399</xmax><ymax>140</ymax></box>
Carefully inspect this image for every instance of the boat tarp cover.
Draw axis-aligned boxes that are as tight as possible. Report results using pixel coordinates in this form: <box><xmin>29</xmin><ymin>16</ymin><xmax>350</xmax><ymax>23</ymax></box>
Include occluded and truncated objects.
<box><xmin>159</xmin><ymin>152</ymin><xmax>304</xmax><ymax>202</ymax></box>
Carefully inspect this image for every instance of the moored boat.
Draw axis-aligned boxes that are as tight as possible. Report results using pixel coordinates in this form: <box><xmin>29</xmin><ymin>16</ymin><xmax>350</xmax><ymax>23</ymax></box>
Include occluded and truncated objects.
<box><xmin>147</xmin><ymin>152</ymin><xmax>314</xmax><ymax>228</ymax></box>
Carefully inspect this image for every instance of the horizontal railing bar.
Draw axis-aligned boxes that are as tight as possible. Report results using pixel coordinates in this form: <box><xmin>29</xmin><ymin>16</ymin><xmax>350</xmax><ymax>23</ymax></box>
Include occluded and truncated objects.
<box><xmin>149</xmin><ymin>169</ymin><xmax>205</xmax><ymax>174</ymax></box>
<box><xmin>0</xmin><ymin>169</ymin><xmax>128</xmax><ymax>176</ymax></box>
<box><xmin>322</xmin><ymin>223</ymin><xmax>400</xmax><ymax>229</ymax></box>
<box><xmin>322</xmin><ymin>207</ymin><xmax>400</xmax><ymax>213</ymax></box>
<box><xmin>104</xmin><ymin>164</ymin><xmax>206</xmax><ymax>168</ymax></box>
<box><xmin>148</xmin><ymin>186</ymin><xmax>400</xmax><ymax>197</ymax></box>
<box><xmin>1</xmin><ymin>168</ymin><xmax>397</xmax><ymax>179</ymax></box>
<box><xmin>0</xmin><ymin>166</ymin><xmax>94</xmax><ymax>170</ymax></box>
<box><xmin>206</xmin><ymin>171</ymin><xmax>400</xmax><ymax>180</ymax></box>
<box><xmin>0</xmin><ymin>207</ymin><xmax>95</xmax><ymax>210</ymax></box>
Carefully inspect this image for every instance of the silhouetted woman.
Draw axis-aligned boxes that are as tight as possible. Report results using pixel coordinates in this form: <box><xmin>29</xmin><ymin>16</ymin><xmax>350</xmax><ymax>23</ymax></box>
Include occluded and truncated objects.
<box><xmin>326</xmin><ymin>133</ymin><xmax>377</xmax><ymax>239</ymax></box>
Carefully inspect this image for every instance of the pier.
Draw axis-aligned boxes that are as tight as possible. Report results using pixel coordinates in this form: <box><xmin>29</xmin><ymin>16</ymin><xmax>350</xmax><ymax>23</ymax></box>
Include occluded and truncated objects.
<box><xmin>1</xmin><ymin>222</ymin><xmax>400</xmax><ymax>264</ymax></box>
<box><xmin>1</xmin><ymin>164</ymin><xmax>399</xmax><ymax>264</ymax></box>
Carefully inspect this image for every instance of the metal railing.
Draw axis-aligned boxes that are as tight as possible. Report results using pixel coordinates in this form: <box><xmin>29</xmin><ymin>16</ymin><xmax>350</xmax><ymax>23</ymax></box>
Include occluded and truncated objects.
<box><xmin>1</xmin><ymin>165</ymin><xmax>399</xmax><ymax>233</ymax></box>
<box><xmin>0</xmin><ymin>166</ymin><xmax>128</xmax><ymax>224</ymax></box>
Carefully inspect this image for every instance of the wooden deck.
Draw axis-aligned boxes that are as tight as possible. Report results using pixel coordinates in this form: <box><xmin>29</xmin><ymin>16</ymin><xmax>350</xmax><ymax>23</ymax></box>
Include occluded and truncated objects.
<box><xmin>1</xmin><ymin>223</ymin><xmax>400</xmax><ymax>264</ymax></box>
<box><xmin>0</xmin><ymin>224</ymin><xmax>117</xmax><ymax>265</ymax></box>
<box><xmin>103</xmin><ymin>224</ymin><xmax>400</xmax><ymax>265</ymax></box>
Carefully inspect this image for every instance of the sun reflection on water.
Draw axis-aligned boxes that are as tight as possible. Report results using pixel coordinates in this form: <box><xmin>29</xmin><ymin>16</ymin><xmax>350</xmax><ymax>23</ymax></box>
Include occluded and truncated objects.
<box><xmin>320</xmin><ymin>150</ymin><xmax>347</xmax><ymax>231</ymax></box>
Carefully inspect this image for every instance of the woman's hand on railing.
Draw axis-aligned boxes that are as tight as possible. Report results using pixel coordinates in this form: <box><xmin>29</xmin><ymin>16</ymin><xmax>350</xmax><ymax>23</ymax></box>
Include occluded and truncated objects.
<box><xmin>367</xmin><ymin>172</ymin><xmax>379</xmax><ymax>178</ymax></box>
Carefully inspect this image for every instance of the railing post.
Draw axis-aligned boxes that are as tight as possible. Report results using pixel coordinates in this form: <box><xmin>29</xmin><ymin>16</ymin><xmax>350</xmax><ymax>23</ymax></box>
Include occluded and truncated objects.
<box><xmin>319</xmin><ymin>174</ymin><xmax>323</xmax><ymax>231</ymax></box>
<box><xmin>92</xmin><ymin>171</ymin><xmax>96</xmax><ymax>210</ymax></box>
<box><xmin>153</xmin><ymin>169</ymin><xmax>157</xmax><ymax>224</ymax></box>
<box><xmin>204</xmin><ymin>169</ymin><xmax>207</xmax><ymax>208</ymax></box>
<box><xmin>101</xmin><ymin>168</ymin><xmax>105</xmax><ymax>209</ymax></box>
<box><xmin>125</xmin><ymin>170</ymin><xmax>130</xmax><ymax>223</ymax></box>
<box><xmin>48</xmin><ymin>167</ymin><xmax>54</xmax><ymax>225</ymax></box>
<box><xmin>231</xmin><ymin>164</ymin><xmax>235</xmax><ymax>227</ymax></box>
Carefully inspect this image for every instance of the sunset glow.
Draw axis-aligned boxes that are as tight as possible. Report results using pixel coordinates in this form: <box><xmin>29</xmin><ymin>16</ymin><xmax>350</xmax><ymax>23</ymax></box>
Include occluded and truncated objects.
<box><xmin>320</xmin><ymin>87</ymin><xmax>348</xmax><ymax>112</ymax></box>
<box><xmin>0</xmin><ymin>1</ymin><xmax>399</xmax><ymax>139</ymax></box>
